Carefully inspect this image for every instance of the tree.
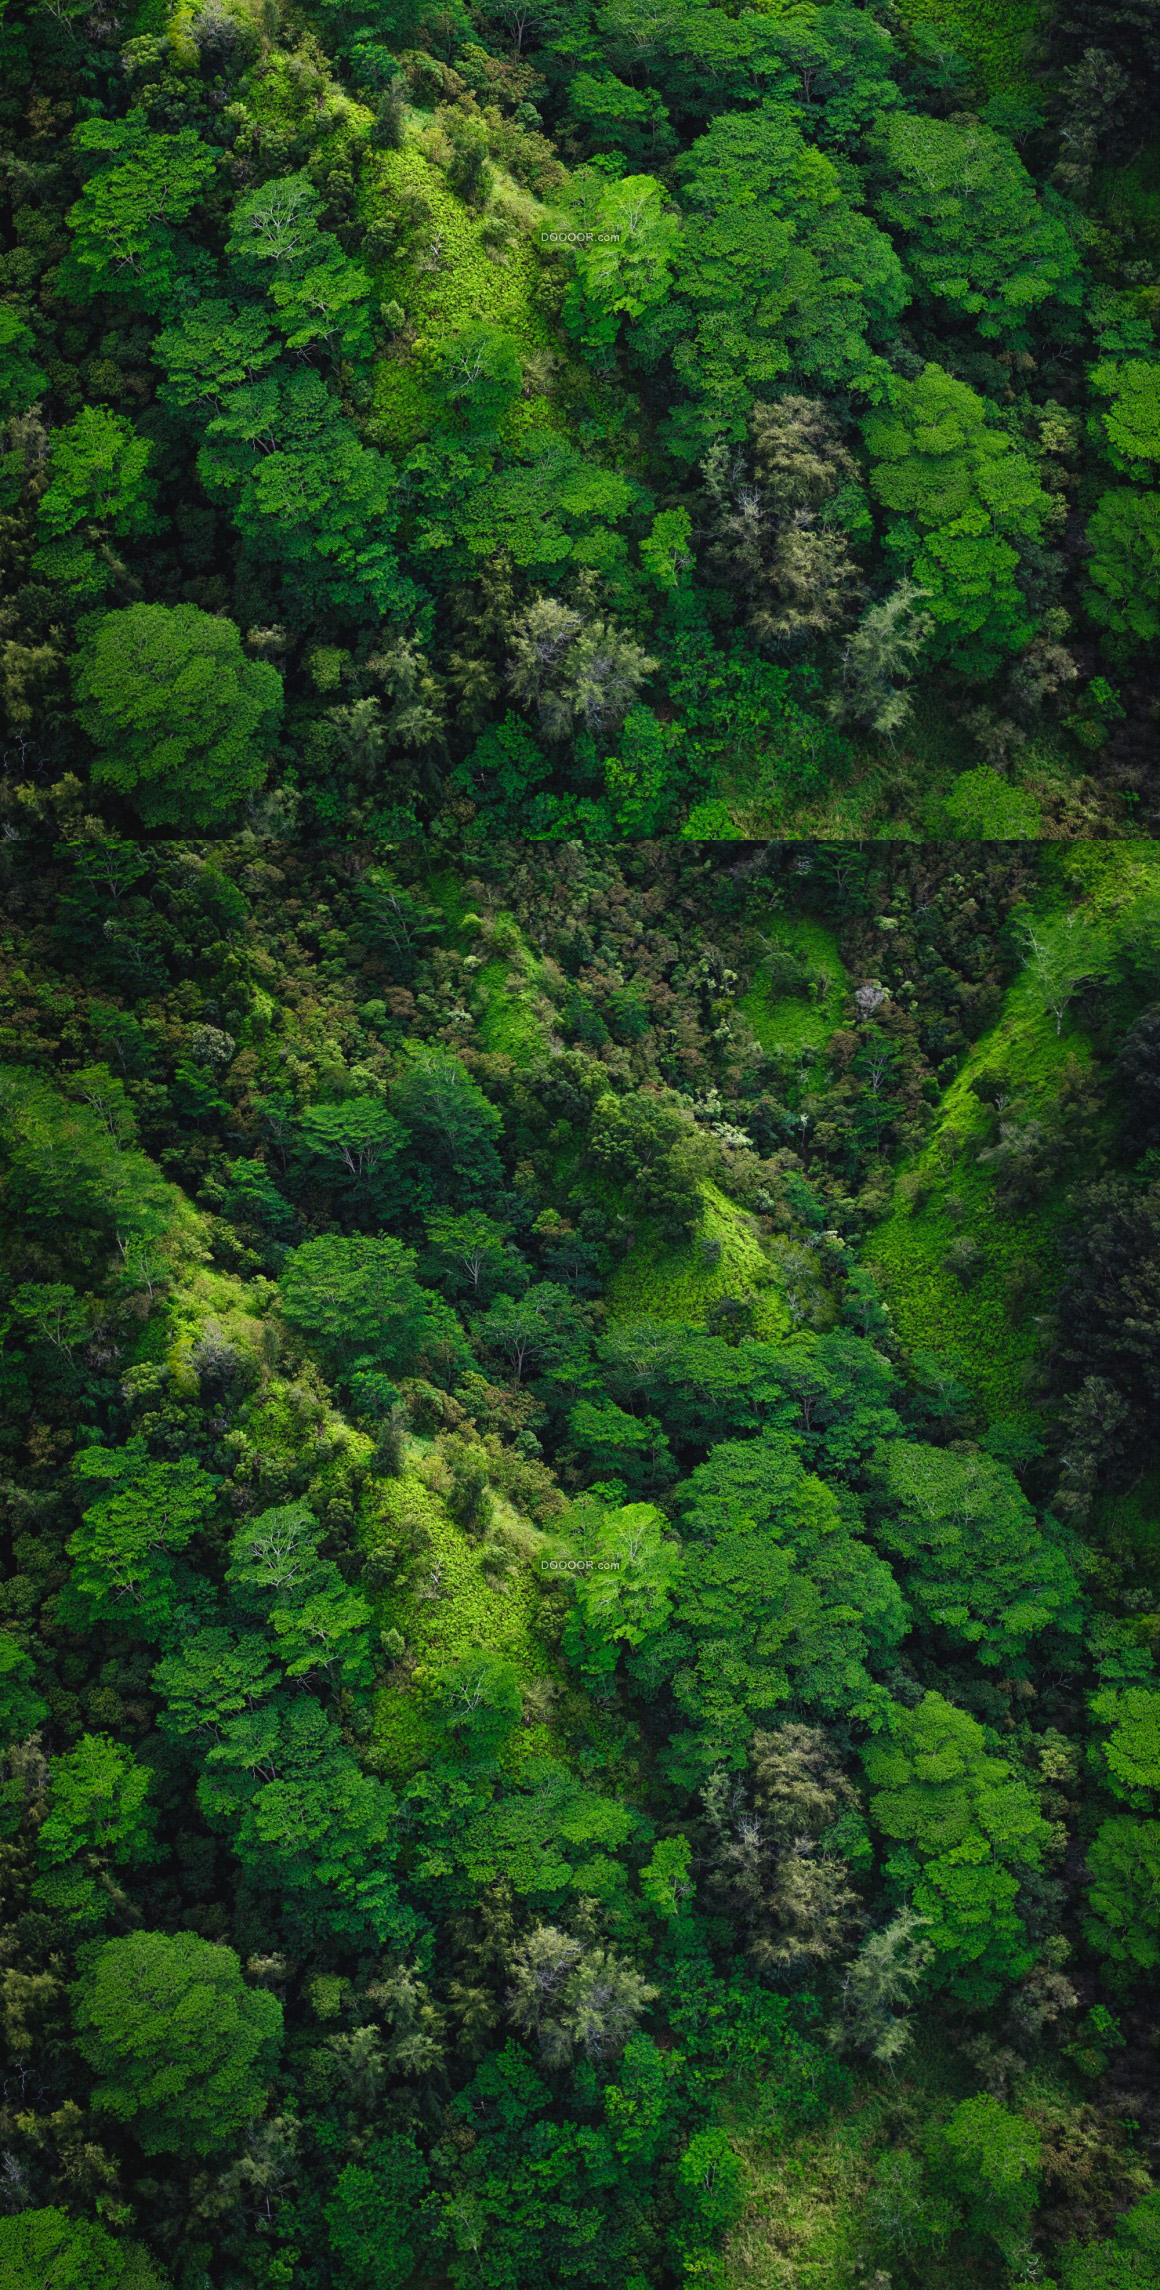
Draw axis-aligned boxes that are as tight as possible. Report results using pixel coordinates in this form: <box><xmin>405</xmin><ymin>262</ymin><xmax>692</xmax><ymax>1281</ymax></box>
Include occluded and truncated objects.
<box><xmin>197</xmin><ymin>367</ymin><xmax>406</xmax><ymax>621</ymax></box>
<box><xmin>701</xmin><ymin>400</ymin><xmax>864</xmax><ymax>651</ymax></box>
<box><xmin>555</xmin><ymin>172</ymin><xmax>682</xmax><ymax>354</ymax></box>
<box><xmin>639</xmin><ymin>99</ymin><xmax>907</xmax><ymax>450</ymax></box>
<box><xmin>864</xmin><ymin>364</ymin><xmax>1051</xmax><ymax>677</ymax></box>
<box><xmin>0</xmin><ymin>1632</ymin><xmax>46</xmax><ymax>1747</ymax></box>
<box><xmin>390</xmin><ymin>1053</ymin><xmax>505</xmax><ymax>1207</ymax></box>
<box><xmin>505</xmin><ymin>1924</ymin><xmax>658</xmax><ymax>2066</ymax></box>
<box><xmin>864</xmin><ymin>1693</ymin><xmax>1052</xmax><ymax>2004</ymax></box>
<box><xmin>873</xmin><ymin>1439</ymin><xmax>1080</xmax><ymax>1667</ymax></box>
<box><xmin>562</xmin><ymin>1500</ymin><xmax>684</xmax><ymax>1679</ymax></box>
<box><xmin>508</xmin><ymin>597</ymin><xmax>658</xmax><ymax>742</ymax></box>
<box><xmin>296</xmin><ymin>1099</ymin><xmax>405</xmax><ymax>1223</ymax></box>
<box><xmin>1090</xmin><ymin>359</ymin><xmax>1160</xmax><ymax>476</ymax></box>
<box><xmin>73</xmin><ymin>603</ymin><xmax>282</xmax><ymax>828</ymax></box>
<box><xmin>34</xmin><ymin>406</ymin><xmax>155</xmax><ymax>598</ymax></box>
<box><xmin>831</xmin><ymin>1908</ymin><xmax>933</xmax><ymax>2066</ymax></box>
<box><xmin>326</xmin><ymin>2135</ymin><xmax>433</xmax><ymax>2290</ymax></box>
<box><xmin>675</xmin><ymin>2128</ymin><xmax>746</xmax><ymax>2244</ymax></box>
<box><xmin>68</xmin><ymin>1443</ymin><xmax>218</xmax><ymax>1637</ymax></box>
<box><xmin>279</xmin><ymin>1234</ymin><xmax>466</xmax><ymax>1387</ymax></box>
<box><xmin>435</xmin><ymin>324</ymin><xmax>523</xmax><ymax>438</ymax></box>
<box><xmin>872</xmin><ymin>112</ymin><xmax>1080</xmax><ymax>341</ymax></box>
<box><xmin>72</xmin><ymin>1930</ymin><xmax>282</xmax><ymax>2156</ymax></box>
<box><xmin>153</xmin><ymin>298</ymin><xmax>279</xmax><ymax>411</ymax></box>
<box><xmin>1084</xmin><ymin>1816</ymin><xmax>1160</xmax><ymax>1976</ymax></box>
<box><xmin>476</xmin><ymin>1281</ymin><xmax>592</xmax><ymax>1385</ymax></box>
<box><xmin>933</xmin><ymin>2094</ymin><xmax>1042</xmax><ymax>2265</ymax></box>
<box><xmin>1060</xmin><ymin>2192</ymin><xmax>1160</xmax><ymax>2290</ymax></box>
<box><xmin>1085</xmin><ymin>489</ymin><xmax>1160</xmax><ymax>647</ymax></box>
<box><xmin>1090</xmin><ymin>1685</ymin><xmax>1160</xmax><ymax>1801</ymax></box>
<box><xmin>587</xmin><ymin>1090</ymin><xmax>703</xmax><ymax>1238</ymax></box>
<box><xmin>0</xmin><ymin>304</ymin><xmax>47</xmax><ymax>415</ymax></box>
<box><xmin>661</xmin><ymin>1436</ymin><xmax>905</xmax><ymax>1777</ymax></box>
<box><xmin>66</xmin><ymin>115</ymin><xmax>217</xmax><ymax>309</ymax></box>
<box><xmin>828</xmin><ymin>580</ymin><xmax>933</xmax><ymax>736</ymax></box>
<box><xmin>425</xmin><ymin>1211</ymin><xmax>529</xmax><ymax>1304</ymax></box>
<box><xmin>36</xmin><ymin>1733</ymin><xmax>155</xmax><ymax>1926</ymax></box>
<box><xmin>153</xmin><ymin>1628</ymin><xmax>279</xmax><ymax>1738</ymax></box>
<box><xmin>0</xmin><ymin>2208</ymin><xmax>162</xmax><ymax>2289</ymax></box>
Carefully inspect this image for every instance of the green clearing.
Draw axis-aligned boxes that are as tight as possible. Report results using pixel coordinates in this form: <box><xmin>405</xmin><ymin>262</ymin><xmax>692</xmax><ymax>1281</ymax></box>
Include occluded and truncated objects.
<box><xmin>740</xmin><ymin>917</ymin><xmax>849</xmax><ymax>1054</ymax></box>
<box><xmin>368</xmin><ymin>1457</ymin><xmax>557</xmax><ymax>1777</ymax></box>
<box><xmin>605</xmin><ymin>1179</ymin><xmax>795</xmax><ymax>1336</ymax></box>
<box><xmin>866</xmin><ymin>846</ymin><xmax>1160</xmax><ymax>1422</ymax></box>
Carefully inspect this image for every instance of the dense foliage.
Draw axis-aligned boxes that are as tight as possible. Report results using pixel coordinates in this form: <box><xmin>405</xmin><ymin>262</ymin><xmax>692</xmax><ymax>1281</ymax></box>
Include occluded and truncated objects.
<box><xmin>2</xmin><ymin>0</ymin><xmax>1160</xmax><ymax>834</ymax></box>
<box><xmin>0</xmin><ymin>833</ymin><xmax>1158</xmax><ymax>2289</ymax></box>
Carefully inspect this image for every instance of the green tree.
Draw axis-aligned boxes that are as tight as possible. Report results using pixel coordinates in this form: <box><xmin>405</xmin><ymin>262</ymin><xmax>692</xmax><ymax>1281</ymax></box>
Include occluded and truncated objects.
<box><xmin>555</xmin><ymin>172</ymin><xmax>682</xmax><ymax>354</ymax></box>
<box><xmin>67</xmin><ymin>1443</ymin><xmax>218</xmax><ymax>1637</ymax></box>
<box><xmin>873</xmin><ymin>1439</ymin><xmax>1080</xmax><ymax>1667</ymax></box>
<box><xmin>1090</xmin><ymin>359</ymin><xmax>1160</xmax><ymax>475</ymax></box>
<box><xmin>153</xmin><ymin>298</ymin><xmax>279</xmax><ymax>411</ymax></box>
<box><xmin>296</xmin><ymin>1099</ymin><xmax>405</xmax><ymax>1222</ymax></box>
<box><xmin>391</xmin><ymin>1053</ymin><xmax>505</xmax><ymax>1205</ymax></box>
<box><xmin>425</xmin><ymin>1210</ymin><xmax>529</xmax><ymax>1303</ymax></box>
<box><xmin>197</xmin><ymin>367</ymin><xmax>405</xmax><ymax>620</ymax></box>
<box><xmin>640</xmin><ymin>99</ymin><xmax>907</xmax><ymax>450</ymax></box>
<box><xmin>1084</xmin><ymin>1816</ymin><xmax>1160</xmax><ymax>1976</ymax></box>
<box><xmin>477</xmin><ymin>1281</ymin><xmax>592</xmax><ymax>1386</ymax></box>
<box><xmin>587</xmin><ymin>1090</ymin><xmax>703</xmax><ymax>1239</ymax></box>
<box><xmin>864</xmin><ymin>364</ymin><xmax>1052</xmax><ymax>676</ymax></box>
<box><xmin>662</xmin><ymin>1434</ymin><xmax>906</xmax><ymax>1777</ymax></box>
<box><xmin>153</xmin><ymin>1627</ymin><xmax>279</xmax><ymax>1738</ymax></box>
<box><xmin>36</xmin><ymin>1733</ymin><xmax>155</xmax><ymax>1925</ymax></box>
<box><xmin>864</xmin><ymin>1693</ymin><xmax>1052</xmax><ymax>2004</ymax></box>
<box><xmin>933</xmin><ymin>2094</ymin><xmax>1042</xmax><ymax>2264</ymax></box>
<box><xmin>0</xmin><ymin>2208</ymin><xmax>162</xmax><ymax>2289</ymax></box>
<box><xmin>279</xmin><ymin>1234</ymin><xmax>466</xmax><ymax>1386</ymax></box>
<box><xmin>72</xmin><ymin>1929</ymin><xmax>282</xmax><ymax>2155</ymax></box>
<box><xmin>35</xmin><ymin>407</ymin><xmax>156</xmax><ymax>599</ymax></box>
<box><xmin>639</xmin><ymin>1833</ymin><xmax>694</xmax><ymax>1919</ymax></box>
<box><xmin>873</xmin><ymin>112</ymin><xmax>1080</xmax><ymax>340</ymax></box>
<box><xmin>74</xmin><ymin>603</ymin><xmax>282</xmax><ymax>827</ymax></box>
<box><xmin>1085</xmin><ymin>489</ymin><xmax>1160</xmax><ymax>646</ymax></box>
<box><xmin>434</xmin><ymin>324</ymin><xmax>523</xmax><ymax>439</ymax></box>
<box><xmin>1090</xmin><ymin>1684</ymin><xmax>1160</xmax><ymax>1802</ymax></box>
<box><xmin>1060</xmin><ymin>2192</ymin><xmax>1160</xmax><ymax>2290</ymax></box>
<box><xmin>0</xmin><ymin>304</ymin><xmax>47</xmax><ymax>415</ymax></box>
<box><xmin>326</xmin><ymin>2134</ymin><xmax>433</xmax><ymax>2290</ymax></box>
<box><xmin>563</xmin><ymin>1500</ymin><xmax>684</xmax><ymax>1680</ymax></box>
<box><xmin>66</xmin><ymin>116</ymin><xmax>217</xmax><ymax>309</ymax></box>
<box><xmin>675</xmin><ymin>2127</ymin><xmax>746</xmax><ymax>2244</ymax></box>
<box><xmin>0</xmin><ymin>1632</ymin><xmax>46</xmax><ymax>1747</ymax></box>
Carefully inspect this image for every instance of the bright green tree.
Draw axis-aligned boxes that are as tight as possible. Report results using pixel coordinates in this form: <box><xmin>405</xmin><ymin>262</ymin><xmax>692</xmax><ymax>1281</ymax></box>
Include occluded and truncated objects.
<box><xmin>0</xmin><ymin>1632</ymin><xmax>46</xmax><ymax>1747</ymax></box>
<box><xmin>0</xmin><ymin>2208</ymin><xmax>163</xmax><ymax>2289</ymax></box>
<box><xmin>72</xmin><ymin>1929</ymin><xmax>282</xmax><ymax>2155</ymax></box>
<box><xmin>933</xmin><ymin>2094</ymin><xmax>1042</xmax><ymax>2265</ymax></box>
<box><xmin>556</xmin><ymin>172</ymin><xmax>682</xmax><ymax>354</ymax></box>
<box><xmin>864</xmin><ymin>1693</ymin><xmax>1052</xmax><ymax>2004</ymax></box>
<box><xmin>874</xmin><ymin>1439</ymin><xmax>1080</xmax><ymax>1667</ymax></box>
<box><xmin>0</xmin><ymin>304</ymin><xmax>47</xmax><ymax>415</ymax></box>
<box><xmin>66</xmin><ymin>116</ymin><xmax>217</xmax><ymax>308</ymax></box>
<box><xmin>1084</xmin><ymin>1816</ymin><xmax>1160</xmax><ymax>1976</ymax></box>
<box><xmin>864</xmin><ymin>364</ymin><xmax>1052</xmax><ymax>675</ymax></box>
<box><xmin>35</xmin><ymin>1733</ymin><xmax>155</xmax><ymax>1927</ymax></box>
<box><xmin>153</xmin><ymin>298</ymin><xmax>278</xmax><ymax>410</ymax></box>
<box><xmin>74</xmin><ymin>603</ymin><xmax>282</xmax><ymax>827</ymax></box>
<box><xmin>326</xmin><ymin>2134</ymin><xmax>432</xmax><ymax>2290</ymax></box>
<box><xmin>563</xmin><ymin>1501</ymin><xmax>684</xmax><ymax>1680</ymax></box>
<box><xmin>1090</xmin><ymin>360</ymin><xmax>1160</xmax><ymax>476</ymax></box>
<box><xmin>35</xmin><ymin>406</ymin><xmax>155</xmax><ymax>599</ymax></box>
<box><xmin>68</xmin><ymin>1443</ymin><xmax>218</xmax><ymax>1637</ymax></box>
<box><xmin>873</xmin><ymin>113</ymin><xmax>1080</xmax><ymax>340</ymax></box>
<box><xmin>662</xmin><ymin>1434</ymin><xmax>906</xmax><ymax>1777</ymax></box>
<box><xmin>1090</xmin><ymin>1684</ymin><xmax>1160</xmax><ymax>1803</ymax></box>
<box><xmin>153</xmin><ymin>1628</ymin><xmax>279</xmax><ymax>1738</ymax></box>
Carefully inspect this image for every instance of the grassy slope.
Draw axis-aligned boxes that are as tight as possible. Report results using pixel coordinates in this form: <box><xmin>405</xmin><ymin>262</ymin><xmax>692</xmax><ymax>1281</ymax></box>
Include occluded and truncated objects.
<box><xmin>864</xmin><ymin>845</ymin><xmax>1160</xmax><ymax>1424</ymax></box>
<box><xmin>604</xmin><ymin>1179</ymin><xmax>803</xmax><ymax>1338</ymax></box>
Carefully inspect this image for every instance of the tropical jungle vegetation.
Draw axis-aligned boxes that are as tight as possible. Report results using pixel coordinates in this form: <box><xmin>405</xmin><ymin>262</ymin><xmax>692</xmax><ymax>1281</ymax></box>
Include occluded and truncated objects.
<box><xmin>0</xmin><ymin>833</ymin><xmax>1159</xmax><ymax>2289</ymax></box>
<box><xmin>1</xmin><ymin>0</ymin><xmax>1160</xmax><ymax>832</ymax></box>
